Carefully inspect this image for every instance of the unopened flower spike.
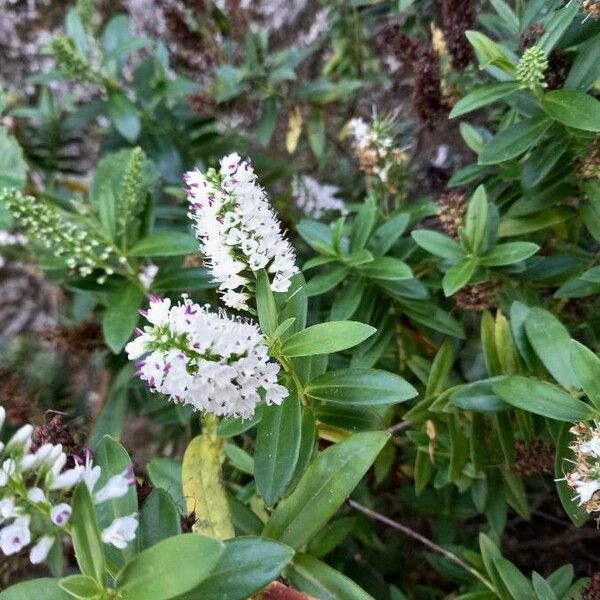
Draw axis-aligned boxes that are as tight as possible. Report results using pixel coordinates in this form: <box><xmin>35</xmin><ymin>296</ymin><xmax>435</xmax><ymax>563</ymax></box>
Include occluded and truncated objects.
<box><xmin>517</xmin><ymin>45</ymin><xmax>548</xmax><ymax>91</ymax></box>
<box><xmin>185</xmin><ymin>153</ymin><xmax>298</xmax><ymax>311</ymax></box>
<box><xmin>126</xmin><ymin>295</ymin><xmax>288</xmax><ymax>419</ymax></box>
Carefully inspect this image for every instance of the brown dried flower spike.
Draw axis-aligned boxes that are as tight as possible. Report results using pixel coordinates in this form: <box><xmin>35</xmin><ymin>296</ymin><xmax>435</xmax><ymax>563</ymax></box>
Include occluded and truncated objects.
<box><xmin>582</xmin><ymin>572</ymin><xmax>600</xmax><ymax>600</ymax></box>
<box><xmin>512</xmin><ymin>439</ymin><xmax>555</xmax><ymax>477</ymax></box>
<box><xmin>437</xmin><ymin>192</ymin><xmax>466</xmax><ymax>237</ymax></box>
<box><xmin>454</xmin><ymin>282</ymin><xmax>498</xmax><ymax>312</ymax></box>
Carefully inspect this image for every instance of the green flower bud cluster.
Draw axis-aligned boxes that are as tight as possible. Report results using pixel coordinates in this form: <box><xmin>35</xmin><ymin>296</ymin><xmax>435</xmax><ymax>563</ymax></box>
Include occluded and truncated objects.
<box><xmin>3</xmin><ymin>190</ymin><xmax>121</xmax><ymax>281</ymax></box>
<box><xmin>50</xmin><ymin>35</ymin><xmax>93</xmax><ymax>82</ymax></box>
<box><xmin>516</xmin><ymin>45</ymin><xmax>548</xmax><ymax>91</ymax></box>
<box><xmin>119</xmin><ymin>147</ymin><xmax>146</xmax><ymax>231</ymax></box>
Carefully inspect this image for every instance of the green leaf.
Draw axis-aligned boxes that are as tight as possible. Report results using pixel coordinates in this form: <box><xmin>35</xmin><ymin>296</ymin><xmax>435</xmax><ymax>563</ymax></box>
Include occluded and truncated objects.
<box><xmin>138</xmin><ymin>489</ymin><xmax>182</xmax><ymax>550</ymax></box>
<box><xmin>493</xmin><ymin>376</ymin><xmax>593</xmax><ymax>421</ymax></box>
<box><xmin>308</xmin><ymin>108</ymin><xmax>326</xmax><ymax>158</ymax></box>
<box><xmin>70</xmin><ymin>484</ymin><xmax>106</xmax><ymax>583</ymax></box>
<box><xmin>102</xmin><ymin>281</ymin><xmax>143</xmax><ymax>354</ymax></box>
<box><xmin>287</xmin><ymin>553</ymin><xmax>376</xmax><ymax>600</ymax></box>
<box><xmin>0</xmin><ymin>579</ymin><xmax>72</xmax><ymax>600</ymax></box>
<box><xmin>538</xmin><ymin>1</ymin><xmax>580</xmax><ymax>53</ymax></box>
<box><xmin>351</xmin><ymin>197</ymin><xmax>377</xmax><ymax>252</ymax></box>
<box><xmin>281</xmin><ymin>322</ymin><xmax>376</xmax><ymax>357</ymax></box>
<box><xmin>262</xmin><ymin>431</ymin><xmax>389</xmax><ymax>548</ymax></box>
<box><xmin>175</xmin><ymin>537</ymin><xmax>294</xmax><ymax>600</ymax></box>
<box><xmin>570</xmin><ymin>340</ymin><xmax>600</xmax><ymax>409</ymax></box>
<box><xmin>465</xmin><ymin>31</ymin><xmax>517</xmax><ymax>75</ymax></box>
<box><xmin>58</xmin><ymin>575</ymin><xmax>103</xmax><ymax>600</ymax></box>
<box><xmin>451</xmin><ymin>378</ymin><xmax>508</xmax><ymax>412</ymax></box>
<box><xmin>116</xmin><ymin>534</ymin><xmax>224</xmax><ymax>600</ymax></box>
<box><xmin>493</xmin><ymin>558</ymin><xmax>535</xmax><ymax>600</ymax></box>
<box><xmin>255</xmin><ymin>394</ymin><xmax>302</xmax><ymax>507</ymax></box>
<box><xmin>554</xmin><ymin>423</ymin><xmax>589</xmax><ymax>527</ymax></box>
<box><xmin>442</xmin><ymin>256</ymin><xmax>478</xmax><ymax>296</ymax></box>
<box><xmin>181</xmin><ymin>431</ymin><xmax>235</xmax><ymax>539</ymax></box>
<box><xmin>541</xmin><ymin>90</ymin><xmax>600</xmax><ymax>132</ymax></box>
<box><xmin>465</xmin><ymin>185</ymin><xmax>488</xmax><ymax>253</ymax></box>
<box><xmin>92</xmin><ymin>436</ymin><xmax>137</xmax><ymax>566</ymax></box>
<box><xmin>256</xmin><ymin>97</ymin><xmax>278</xmax><ymax>146</ymax></box>
<box><xmin>256</xmin><ymin>268</ymin><xmax>278</xmax><ymax>337</ymax></box>
<box><xmin>0</xmin><ymin>127</ymin><xmax>28</xmax><ymax>191</ymax></box>
<box><xmin>480</xmin><ymin>242</ymin><xmax>539</xmax><ymax>266</ymax></box>
<box><xmin>127</xmin><ymin>232</ymin><xmax>197</xmax><ymax>257</ymax></box>
<box><xmin>531</xmin><ymin>572</ymin><xmax>558</xmax><ymax>600</ymax></box>
<box><xmin>305</xmin><ymin>368</ymin><xmax>417</xmax><ymax>406</ymax></box>
<box><xmin>358</xmin><ymin>257</ymin><xmax>412</xmax><ymax>281</ymax></box>
<box><xmin>411</xmin><ymin>230</ymin><xmax>465</xmax><ymax>260</ymax></box>
<box><xmin>479</xmin><ymin>117</ymin><xmax>552</xmax><ymax>165</ymax></box>
<box><xmin>367</xmin><ymin>212</ymin><xmax>410</xmax><ymax>256</ymax></box>
<box><xmin>306</xmin><ymin>265</ymin><xmax>349</xmax><ymax>297</ymax></box>
<box><xmin>107</xmin><ymin>92</ymin><xmax>141</xmax><ymax>142</ymax></box>
<box><xmin>329</xmin><ymin>278</ymin><xmax>366</xmax><ymax>321</ymax></box>
<box><xmin>147</xmin><ymin>457</ymin><xmax>183</xmax><ymax>513</ymax></box>
<box><xmin>450</xmin><ymin>82</ymin><xmax>520</xmax><ymax>118</ymax></box>
<box><xmin>564</xmin><ymin>32</ymin><xmax>600</xmax><ymax>92</ymax></box>
<box><xmin>524</xmin><ymin>308</ymin><xmax>579</xmax><ymax>389</ymax></box>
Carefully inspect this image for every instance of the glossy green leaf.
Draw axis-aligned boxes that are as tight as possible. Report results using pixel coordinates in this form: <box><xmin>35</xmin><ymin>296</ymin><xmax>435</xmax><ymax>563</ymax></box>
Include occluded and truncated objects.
<box><xmin>127</xmin><ymin>232</ymin><xmax>197</xmax><ymax>257</ymax></box>
<box><xmin>305</xmin><ymin>368</ymin><xmax>417</xmax><ymax>406</ymax></box>
<box><xmin>138</xmin><ymin>489</ymin><xmax>182</xmax><ymax>550</ymax></box>
<box><xmin>102</xmin><ymin>282</ymin><xmax>143</xmax><ymax>353</ymax></box>
<box><xmin>281</xmin><ymin>321</ymin><xmax>376</xmax><ymax>357</ymax></box>
<box><xmin>255</xmin><ymin>394</ymin><xmax>302</xmax><ymax>507</ymax></box>
<box><xmin>0</xmin><ymin>579</ymin><xmax>72</xmax><ymax>600</ymax></box>
<box><xmin>256</xmin><ymin>268</ymin><xmax>278</xmax><ymax>337</ymax></box>
<box><xmin>58</xmin><ymin>575</ymin><xmax>103</xmax><ymax>600</ymax></box>
<box><xmin>493</xmin><ymin>376</ymin><xmax>593</xmax><ymax>421</ymax></box>
<box><xmin>541</xmin><ymin>90</ymin><xmax>600</xmax><ymax>132</ymax></box>
<box><xmin>480</xmin><ymin>242</ymin><xmax>539</xmax><ymax>266</ymax></box>
<box><xmin>116</xmin><ymin>534</ymin><xmax>224</xmax><ymax>600</ymax></box>
<box><xmin>175</xmin><ymin>537</ymin><xmax>294</xmax><ymax>600</ymax></box>
<box><xmin>263</xmin><ymin>431</ymin><xmax>389</xmax><ymax>548</ymax></box>
<box><xmin>287</xmin><ymin>553</ymin><xmax>376</xmax><ymax>600</ymax></box>
<box><xmin>478</xmin><ymin>117</ymin><xmax>552</xmax><ymax>165</ymax></box>
<box><xmin>442</xmin><ymin>256</ymin><xmax>478</xmax><ymax>296</ymax></box>
<box><xmin>411</xmin><ymin>230</ymin><xmax>465</xmax><ymax>260</ymax></box>
<box><xmin>524</xmin><ymin>308</ymin><xmax>579</xmax><ymax>389</ymax></box>
<box><xmin>358</xmin><ymin>257</ymin><xmax>412</xmax><ymax>281</ymax></box>
<box><xmin>570</xmin><ymin>340</ymin><xmax>600</xmax><ymax>409</ymax></box>
<box><xmin>450</xmin><ymin>82</ymin><xmax>520</xmax><ymax>118</ymax></box>
<box><xmin>70</xmin><ymin>484</ymin><xmax>105</xmax><ymax>583</ymax></box>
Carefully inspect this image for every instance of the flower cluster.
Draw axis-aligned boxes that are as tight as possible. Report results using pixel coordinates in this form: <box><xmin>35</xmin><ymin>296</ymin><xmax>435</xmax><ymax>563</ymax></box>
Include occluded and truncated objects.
<box><xmin>126</xmin><ymin>295</ymin><xmax>288</xmax><ymax>418</ymax></box>
<box><xmin>292</xmin><ymin>175</ymin><xmax>347</xmax><ymax>220</ymax></box>
<box><xmin>517</xmin><ymin>45</ymin><xmax>548</xmax><ymax>90</ymax></box>
<box><xmin>0</xmin><ymin>407</ymin><xmax>138</xmax><ymax>562</ymax></box>
<box><xmin>347</xmin><ymin>117</ymin><xmax>409</xmax><ymax>190</ymax></box>
<box><xmin>564</xmin><ymin>422</ymin><xmax>600</xmax><ymax>513</ymax></box>
<box><xmin>3</xmin><ymin>190</ymin><xmax>121</xmax><ymax>282</ymax></box>
<box><xmin>185</xmin><ymin>153</ymin><xmax>298</xmax><ymax>311</ymax></box>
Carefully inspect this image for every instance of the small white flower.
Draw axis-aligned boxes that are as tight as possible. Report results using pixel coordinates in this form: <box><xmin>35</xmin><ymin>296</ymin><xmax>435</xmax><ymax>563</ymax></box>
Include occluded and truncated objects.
<box><xmin>50</xmin><ymin>464</ymin><xmax>84</xmax><ymax>491</ymax></box>
<box><xmin>30</xmin><ymin>535</ymin><xmax>55</xmax><ymax>565</ymax></box>
<box><xmin>6</xmin><ymin>425</ymin><xmax>33</xmax><ymax>451</ymax></box>
<box><xmin>574</xmin><ymin>479</ymin><xmax>600</xmax><ymax>505</ymax></box>
<box><xmin>0</xmin><ymin>406</ymin><xmax>5</xmax><ymax>431</ymax></box>
<box><xmin>51</xmin><ymin>503</ymin><xmax>72</xmax><ymax>527</ymax></box>
<box><xmin>127</xmin><ymin>295</ymin><xmax>288</xmax><ymax>418</ymax></box>
<box><xmin>292</xmin><ymin>175</ymin><xmax>347</xmax><ymax>220</ymax></box>
<box><xmin>101</xmin><ymin>515</ymin><xmax>138</xmax><ymax>549</ymax></box>
<box><xmin>0</xmin><ymin>497</ymin><xmax>17</xmax><ymax>520</ymax></box>
<box><xmin>94</xmin><ymin>466</ymin><xmax>135</xmax><ymax>504</ymax></box>
<box><xmin>185</xmin><ymin>154</ymin><xmax>298</xmax><ymax>310</ymax></box>
<box><xmin>27</xmin><ymin>487</ymin><xmax>46</xmax><ymax>504</ymax></box>
<box><xmin>0</xmin><ymin>516</ymin><xmax>31</xmax><ymax>556</ymax></box>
